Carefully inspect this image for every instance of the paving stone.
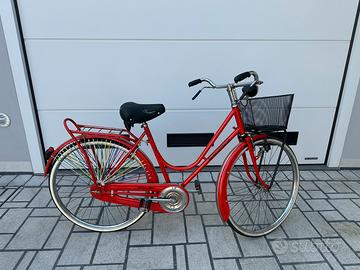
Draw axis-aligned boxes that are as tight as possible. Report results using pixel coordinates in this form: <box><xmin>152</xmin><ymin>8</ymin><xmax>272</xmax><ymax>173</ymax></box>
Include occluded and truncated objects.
<box><xmin>0</xmin><ymin>188</ymin><xmax>16</xmax><ymax>202</ymax></box>
<box><xmin>130</xmin><ymin>230</ymin><xmax>151</xmax><ymax>245</ymax></box>
<box><xmin>295</xmin><ymin>196</ymin><xmax>312</xmax><ymax>211</ymax></box>
<box><xmin>331</xmin><ymin>222</ymin><xmax>360</xmax><ymax>251</ymax></box>
<box><xmin>169</xmin><ymin>172</ymin><xmax>183</xmax><ymax>183</ymax></box>
<box><xmin>45</xmin><ymin>220</ymin><xmax>73</xmax><ymax>249</ymax></box>
<box><xmin>213</xmin><ymin>259</ymin><xmax>238</xmax><ymax>270</ymax></box>
<box><xmin>270</xmin><ymin>239</ymin><xmax>323</xmax><ymax>263</ymax></box>
<box><xmin>186</xmin><ymin>244</ymin><xmax>212</xmax><ymax>270</ymax></box>
<box><xmin>153</xmin><ymin>213</ymin><xmax>186</xmax><ymax>244</ymax></box>
<box><xmin>127</xmin><ymin>246</ymin><xmax>173</xmax><ymax>270</ymax></box>
<box><xmin>266</xmin><ymin>226</ymin><xmax>287</xmax><ymax>239</ymax></box>
<box><xmin>320</xmin><ymin>210</ymin><xmax>345</xmax><ymax>221</ymax></box>
<box><xmin>239</xmin><ymin>257</ymin><xmax>281</xmax><ymax>270</ymax></box>
<box><xmin>206</xmin><ymin>227</ymin><xmax>241</xmax><ymax>258</ymax></box>
<box><xmin>307</xmin><ymin>190</ymin><xmax>327</xmax><ymax>199</ymax></box>
<box><xmin>300</xmin><ymin>171</ymin><xmax>316</xmax><ymax>180</ymax></box>
<box><xmin>28</xmin><ymin>250</ymin><xmax>60</xmax><ymax>270</ymax></box>
<box><xmin>300</xmin><ymin>181</ymin><xmax>319</xmax><ymax>191</ymax></box>
<box><xmin>326</xmin><ymin>170</ymin><xmax>347</xmax><ymax>180</ymax></box>
<box><xmin>329</xmin><ymin>181</ymin><xmax>353</xmax><ymax>193</ymax></box>
<box><xmin>198</xmin><ymin>172</ymin><xmax>214</xmax><ymax>182</ymax></box>
<box><xmin>186</xmin><ymin>215</ymin><xmax>206</xmax><ymax>243</ymax></box>
<box><xmin>175</xmin><ymin>245</ymin><xmax>187</xmax><ymax>270</ymax></box>
<box><xmin>0</xmin><ymin>208</ymin><xmax>6</xmax><ymax>218</ymax></box>
<box><xmin>93</xmin><ymin>231</ymin><xmax>129</xmax><ymax>264</ymax></box>
<box><xmin>25</xmin><ymin>175</ymin><xmax>47</xmax><ymax>186</ymax></box>
<box><xmin>83</xmin><ymin>264</ymin><xmax>124</xmax><ymax>270</ymax></box>
<box><xmin>281</xmin><ymin>209</ymin><xmax>319</xmax><ymax>238</ymax></box>
<box><xmin>55</xmin><ymin>267</ymin><xmax>81</xmax><ymax>270</ymax></box>
<box><xmin>7</xmin><ymin>217</ymin><xmax>58</xmax><ymax>249</ymax></box>
<box><xmin>7</xmin><ymin>174</ymin><xmax>32</xmax><ymax>186</ymax></box>
<box><xmin>196</xmin><ymin>201</ymin><xmax>218</xmax><ymax>214</ymax></box>
<box><xmin>16</xmin><ymin>251</ymin><xmax>36</xmax><ymax>270</ymax></box>
<box><xmin>0</xmin><ymin>175</ymin><xmax>17</xmax><ymax>186</ymax></box>
<box><xmin>295</xmin><ymin>263</ymin><xmax>331</xmax><ymax>270</ymax></box>
<box><xmin>237</xmin><ymin>235</ymin><xmax>273</xmax><ymax>257</ymax></box>
<box><xmin>0</xmin><ymin>251</ymin><xmax>24</xmax><ymax>269</ymax></box>
<box><xmin>307</xmin><ymin>199</ymin><xmax>334</xmax><ymax>211</ymax></box>
<box><xmin>0</xmin><ymin>208</ymin><xmax>31</xmax><ymax>233</ymax></box>
<box><xmin>31</xmin><ymin>208</ymin><xmax>61</xmax><ymax>217</ymax></box>
<box><xmin>184</xmin><ymin>194</ymin><xmax>197</xmax><ymax>215</ymax></box>
<box><xmin>304</xmin><ymin>212</ymin><xmax>337</xmax><ymax>237</ymax></box>
<box><xmin>345</xmin><ymin>181</ymin><xmax>360</xmax><ymax>195</ymax></box>
<box><xmin>202</xmin><ymin>214</ymin><xmax>224</xmax><ymax>226</ymax></box>
<box><xmin>1</xmin><ymin>202</ymin><xmax>29</xmax><ymax>208</ymax></box>
<box><xmin>129</xmin><ymin>212</ymin><xmax>152</xmax><ymax>230</ymax></box>
<box><xmin>328</xmin><ymin>193</ymin><xmax>359</xmax><ymax>199</ymax></box>
<box><xmin>28</xmin><ymin>188</ymin><xmax>51</xmax><ymax>207</ymax></box>
<box><xmin>282</xmin><ymin>266</ymin><xmax>295</xmax><ymax>270</ymax></box>
<box><xmin>83</xmin><ymin>266</ymin><xmax>123</xmax><ymax>270</ymax></box>
<box><xmin>339</xmin><ymin>170</ymin><xmax>359</xmax><ymax>180</ymax></box>
<box><xmin>12</xmin><ymin>187</ymin><xmax>40</xmax><ymax>202</ymax></box>
<box><xmin>313</xmin><ymin>239</ymin><xmax>343</xmax><ymax>270</ymax></box>
<box><xmin>203</xmin><ymin>193</ymin><xmax>216</xmax><ymax>201</ymax></box>
<box><xmin>201</xmin><ymin>183</ymin><xmax>216</xmax><ymax>192</ymax></box>
<box><xmin>58</xmin><ymin>232</ymin><xmax>99</xmax><ymax>265</ymax></box>
<box><xmin>194</xmin><ymin>193</ymin><xmax>204</xmax><ymax>202</ymax></box>
<box><xmin>0</xmin><ymin>234</ymin><xmax>12</xmax><ymax>249</ymax></box>
<box><xmin>329</xmin><ymin>199</ymin><xmax>360</xmax><ymax>221</ymax></box>
<box><xmin>312</xmin><ymin>171</ymin><xmax>332</xmax><ymax>180</ymax></box>
<box><xmin>315</xmin><ymin>182</ymin><xmax>336</xmax><ymax>193</ymax></box>
<box><xmin>299</xmin><ymin>190</ymin><xmax>311</xmax><ymax>200</ymax></box>
<box><xmin>322</xmin><ymin>238</ymin><xmax>360</xmax><ymax>265</ymax></box>
<box><xmin>211</xmin><ymin>172</ymin><xmax>219</xmax><ymax>180</ymax></box>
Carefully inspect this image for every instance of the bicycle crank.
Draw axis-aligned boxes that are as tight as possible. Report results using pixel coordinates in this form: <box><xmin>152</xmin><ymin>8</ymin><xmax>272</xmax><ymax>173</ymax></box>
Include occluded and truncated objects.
<box><xmin>158</xmin><ymin>186</ymin><xmax>189</xmax><ymax>213</ymax></box>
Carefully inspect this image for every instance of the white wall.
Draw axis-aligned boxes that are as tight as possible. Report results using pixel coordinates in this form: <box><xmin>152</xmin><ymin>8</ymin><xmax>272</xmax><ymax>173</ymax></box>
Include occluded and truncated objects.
<box><xmin>16</xmin><ymin>0</ymin><xmax>359</xmax><ymax>167</ymax></box>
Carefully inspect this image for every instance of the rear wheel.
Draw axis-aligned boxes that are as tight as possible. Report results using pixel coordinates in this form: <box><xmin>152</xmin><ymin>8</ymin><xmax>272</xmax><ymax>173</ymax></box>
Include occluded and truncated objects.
<box><xmin>49</xmin><ymin>139</ymin><xmax>156</xmax><ymax>232</ymax></box>
<box><xmin>223</xmin><ymin>137</ymin><xmax>299</xmax><ymax>237</ymax></box>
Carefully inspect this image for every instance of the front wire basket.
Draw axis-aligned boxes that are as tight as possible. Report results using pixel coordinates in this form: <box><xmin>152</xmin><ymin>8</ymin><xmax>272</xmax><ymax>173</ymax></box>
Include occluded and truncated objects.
<box><xmin>238</xmin><ymin>94</ymin><xmax>294</xmax><ymax>132</ymax></box>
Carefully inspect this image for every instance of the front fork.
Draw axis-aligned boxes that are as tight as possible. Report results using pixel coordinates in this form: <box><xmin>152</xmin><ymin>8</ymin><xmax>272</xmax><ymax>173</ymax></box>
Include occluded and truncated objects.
<box><xmin>237</xmin><ymin>133</ymin><xmax>269</xmax><ymax>190</ymax></box>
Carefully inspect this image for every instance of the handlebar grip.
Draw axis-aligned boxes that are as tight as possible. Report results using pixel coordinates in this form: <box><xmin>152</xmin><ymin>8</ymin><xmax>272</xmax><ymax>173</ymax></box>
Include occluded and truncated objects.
<box><xmin>234</xmin><ymin>72</ymin><xmax>251</xmax><ymax>83</ymax></box>
<box><xmin>188</xmin><ymin>79</ymin><xmax>202</xmax><ymax>87</ymax></box>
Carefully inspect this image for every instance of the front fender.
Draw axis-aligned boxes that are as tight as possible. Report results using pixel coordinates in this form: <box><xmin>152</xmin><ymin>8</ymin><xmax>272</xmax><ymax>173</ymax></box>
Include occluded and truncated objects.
<box><xmin>216</xmin><ymin>133</ymin><xmax>267</xmax><ymax>221</ymax></box>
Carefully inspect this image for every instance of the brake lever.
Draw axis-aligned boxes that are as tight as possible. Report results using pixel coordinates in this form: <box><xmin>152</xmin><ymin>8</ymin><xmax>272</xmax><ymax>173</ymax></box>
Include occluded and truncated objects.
<box><xmin>192</xmin><ymin>89</ymin><xmax>202</xmax><ymax>100</ymax></box>
<box><xmin>191</xmin><ymin>86</ymin><xmax>212</xmax><ymax>100</ymax></box>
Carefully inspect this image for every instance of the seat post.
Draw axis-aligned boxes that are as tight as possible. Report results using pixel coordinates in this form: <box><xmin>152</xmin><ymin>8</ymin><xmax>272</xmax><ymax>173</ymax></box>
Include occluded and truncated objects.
<box><xmin>142</xmin><ymin>123</ymin><xmax>171</xmax><ymax>183</ymax></box>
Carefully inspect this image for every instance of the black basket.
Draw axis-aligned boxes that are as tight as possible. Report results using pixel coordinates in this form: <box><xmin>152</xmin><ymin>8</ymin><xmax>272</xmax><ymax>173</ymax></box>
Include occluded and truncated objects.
<box><xmin>238</xmin><ymin>94</ymin><xmax>294</xmax><ymax>132</ymax></box>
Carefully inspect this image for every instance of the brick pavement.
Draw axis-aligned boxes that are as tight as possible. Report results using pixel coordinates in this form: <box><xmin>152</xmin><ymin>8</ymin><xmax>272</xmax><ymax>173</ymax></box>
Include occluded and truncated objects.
<box><xmin>0</xmin><ymin>169</ymin><xmax>360</xmax><ymax>269</ymax></box>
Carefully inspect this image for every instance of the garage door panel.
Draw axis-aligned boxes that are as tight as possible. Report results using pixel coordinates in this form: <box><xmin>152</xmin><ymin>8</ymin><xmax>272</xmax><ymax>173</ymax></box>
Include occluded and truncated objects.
<box><xmin>39</xmin><ymin>108</ymin><xmax>334</xmax><ymax>165</ymax></box>
<box><xmin>19</xmin><ymin>0</ymin><xmax>357</xmax><ymax>40</ymax></box>
<box><xmin>27</xmin><ymin>40</ymin><xmax>348</xmax><ymax>110</ymax></box>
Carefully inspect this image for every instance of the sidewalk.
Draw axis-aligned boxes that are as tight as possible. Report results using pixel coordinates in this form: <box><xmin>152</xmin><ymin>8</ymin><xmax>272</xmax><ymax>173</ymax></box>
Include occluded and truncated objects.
<box><xmin>0</xmin><ymin>169</ymin><xmax>360</xmax><ymax>269</ymax></box>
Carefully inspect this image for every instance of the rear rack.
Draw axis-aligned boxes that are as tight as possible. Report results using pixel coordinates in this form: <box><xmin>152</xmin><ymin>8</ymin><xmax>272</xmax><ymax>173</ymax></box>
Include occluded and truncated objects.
<box><xmin>63</xmin><ymin>118</ymin><xmax>138</xmax><ymax>141</ymax></box>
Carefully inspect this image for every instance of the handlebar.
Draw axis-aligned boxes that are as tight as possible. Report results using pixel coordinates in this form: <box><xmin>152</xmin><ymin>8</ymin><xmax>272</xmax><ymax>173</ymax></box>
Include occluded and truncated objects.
<box><xmin>188</xmin><ymin>71</ymin><xmax>262</xmax><ymax>100</ymax></box>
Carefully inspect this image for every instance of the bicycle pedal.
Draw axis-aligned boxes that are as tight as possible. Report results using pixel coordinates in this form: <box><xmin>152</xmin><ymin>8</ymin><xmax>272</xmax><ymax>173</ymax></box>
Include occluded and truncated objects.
<box><xmin>139</xmin><ymin>198</ymin><xmax>151</xmax><ymax>212</ymax></box>
<box><xmin>194</xmin><ymin>180</ymin><xmax>202</xmax><ymax>194</ymax></box>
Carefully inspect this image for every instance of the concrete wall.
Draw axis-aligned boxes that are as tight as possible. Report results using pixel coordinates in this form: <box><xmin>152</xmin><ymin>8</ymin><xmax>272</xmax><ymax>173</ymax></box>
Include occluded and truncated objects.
<box><xmin>341</xmin><ymin>79</ymin><xmax>360</xmax><ymax>167</ymax></box>
<box><xmin>0</xmin><ymin>18</ymin><xmax>31</xmax><ymax>171</ymax></box>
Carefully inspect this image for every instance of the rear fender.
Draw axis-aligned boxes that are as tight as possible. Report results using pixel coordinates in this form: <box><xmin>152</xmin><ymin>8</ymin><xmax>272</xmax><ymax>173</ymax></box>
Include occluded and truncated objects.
<box><xmin>43</xmin><ymin>134</ymin><xmax>158</xmax><ymax>183</ymax></box>
<box><xmin>217</xmin><ymin>133</ymin><xmax>267</xmax><ymax>221</ymax></box>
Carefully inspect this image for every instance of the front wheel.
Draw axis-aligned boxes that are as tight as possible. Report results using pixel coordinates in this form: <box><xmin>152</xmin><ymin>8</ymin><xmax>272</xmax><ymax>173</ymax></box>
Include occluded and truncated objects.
<box><xmin>219</xmin><ymin>137</ymin><xmax>299</xmax><ymax>237</ymax></box>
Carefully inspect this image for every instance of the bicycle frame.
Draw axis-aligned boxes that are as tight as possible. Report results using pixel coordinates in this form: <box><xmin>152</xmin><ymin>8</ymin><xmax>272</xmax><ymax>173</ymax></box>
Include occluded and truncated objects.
<box><xmin>105</xmin><ymin>105</ymin><xmax>269</xmax><ymax>190</ymax></box>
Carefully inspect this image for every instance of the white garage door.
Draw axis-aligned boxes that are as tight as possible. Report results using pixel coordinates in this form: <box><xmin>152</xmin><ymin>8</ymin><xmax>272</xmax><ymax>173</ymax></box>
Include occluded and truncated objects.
<box><xmin>18</xmin><ymin>0</ymin><xmax>358</xmax><ymax>165</ymax></box>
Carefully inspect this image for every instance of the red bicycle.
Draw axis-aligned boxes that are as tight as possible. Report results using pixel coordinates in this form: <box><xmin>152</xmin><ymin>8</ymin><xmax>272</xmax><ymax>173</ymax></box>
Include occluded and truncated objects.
<box><xmin>45</xmin><ymin>71</ymin><xmax>299</xmax><ymax>237</ymax></box>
